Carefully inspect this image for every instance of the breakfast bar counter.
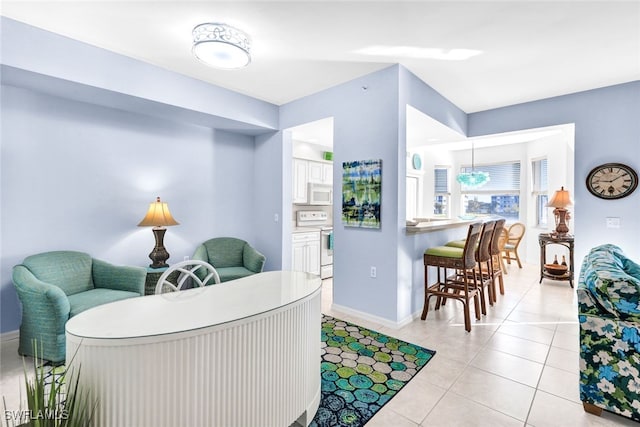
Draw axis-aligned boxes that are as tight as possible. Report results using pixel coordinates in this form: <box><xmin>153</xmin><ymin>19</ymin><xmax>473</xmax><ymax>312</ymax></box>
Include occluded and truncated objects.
<box><xmin>405</xmin><ymin>218</ymin><xmax>476</xmax><ymax>234</ymax></box>
<box><xmin>66</xmin><ymin>271</ymin><xmax>322</xmax><ymax>427</ymax></box>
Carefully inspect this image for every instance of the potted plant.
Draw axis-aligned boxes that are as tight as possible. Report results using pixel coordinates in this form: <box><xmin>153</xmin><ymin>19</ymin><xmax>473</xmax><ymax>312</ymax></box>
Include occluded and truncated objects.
<box><xmin>3</xmin><ymin>341</ymin><xmax>95</xmax><ymax>427</ymax></box>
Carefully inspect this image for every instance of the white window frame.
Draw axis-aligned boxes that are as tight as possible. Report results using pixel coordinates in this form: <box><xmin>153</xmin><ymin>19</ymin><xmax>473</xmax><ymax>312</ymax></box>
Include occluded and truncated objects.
<box><xmin>532</xmin><ymin>157</ymin><xmax>548</xmax><ymax>227</ymax></box>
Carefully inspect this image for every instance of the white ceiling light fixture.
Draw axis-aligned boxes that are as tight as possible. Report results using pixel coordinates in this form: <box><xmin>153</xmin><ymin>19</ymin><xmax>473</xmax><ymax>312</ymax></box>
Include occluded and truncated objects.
<box><xmin>192</xmin><ymin>22</ymin><xmax>251</xmax><ymax>70</ymax></box>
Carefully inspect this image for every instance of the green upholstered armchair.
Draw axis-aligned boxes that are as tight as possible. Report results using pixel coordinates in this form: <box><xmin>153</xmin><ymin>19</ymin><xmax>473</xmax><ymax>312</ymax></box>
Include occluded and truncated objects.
<box><xmin>192</xmin><ymin>237</ymin><xmax>266</xmax><ymax>282</ymax></box>
<box><xmin>12</xmin><ymin>251</ymin><xmax>146</xmax><ymax>363</ymax></box>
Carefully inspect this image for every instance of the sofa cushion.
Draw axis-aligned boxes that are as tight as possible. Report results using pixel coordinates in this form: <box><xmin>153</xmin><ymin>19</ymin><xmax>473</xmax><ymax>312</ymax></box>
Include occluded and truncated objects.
<box><xmin>217</xmin><ymin>267</ymin><xmax>256</xmax><ymax>282</ymax></box>
<box><xmin>581</xmin><ymin>244</ymin><xmax>640</xmax><ymax>320</ymax></box>
<box><xmin>204</xmin><ymin>238</ymin><xmax>245</xmax><ymax>268</ymax></box>
<box><xmin>67</xmin><ymin>288</ymin><xmax>140</xmax><ymax>317</ymax></box>
<box><xmin>22</xmin><ymin>251</ymin><xmax>93</xmax><ymax>296</ymax></box>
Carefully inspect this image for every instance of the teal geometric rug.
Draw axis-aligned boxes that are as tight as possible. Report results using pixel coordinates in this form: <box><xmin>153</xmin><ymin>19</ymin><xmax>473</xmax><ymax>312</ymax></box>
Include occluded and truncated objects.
<box><xmin>311</xmin><ymin>315</ymin><xmax>436</xmax><ymax>427</ymax></box>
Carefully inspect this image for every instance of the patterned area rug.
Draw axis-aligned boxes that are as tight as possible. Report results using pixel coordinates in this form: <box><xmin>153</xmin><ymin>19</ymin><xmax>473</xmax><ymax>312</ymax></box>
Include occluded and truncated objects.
<box><xmin>311</xmin><ymin>315</ymin><xmax>436</xmax><ymax>427</ymax></box>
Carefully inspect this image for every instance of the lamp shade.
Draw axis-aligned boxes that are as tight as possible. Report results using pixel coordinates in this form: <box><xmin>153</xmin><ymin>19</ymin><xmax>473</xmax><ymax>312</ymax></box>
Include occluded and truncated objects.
<box><xmin>138</xmin><ymin>197</ymin><xmax>179</xmax><ymax>227</ymax></box>
<box><xmin>547</xmin><ymin>187</ymin><xmax>573</xmax><ymax>208</ymax></box>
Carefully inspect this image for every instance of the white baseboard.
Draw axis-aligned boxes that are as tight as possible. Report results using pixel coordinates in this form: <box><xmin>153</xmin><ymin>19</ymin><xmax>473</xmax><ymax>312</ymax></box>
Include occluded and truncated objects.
<box><xmin>329</xmin><ymin>303</ymin><xmax>421</xmax><ymax>330</ymax></box>
<box><xmin>1</xmin><ymin>330</ymin><xmax>19</xmax><ymax>342</ymax></box>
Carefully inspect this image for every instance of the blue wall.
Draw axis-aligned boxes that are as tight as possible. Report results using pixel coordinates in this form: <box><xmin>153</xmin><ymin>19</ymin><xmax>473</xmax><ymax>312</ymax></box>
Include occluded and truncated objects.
<box><xmin>0</xmin><ymin>85</ymin><xmax>261</xmax><ymax>332</ymax></box>
<box><xmin>1</xmin><ymin>17</ymin><xmax>638</xmax><ymax>333</ymax></box>
<box><xmin>469</xmin><ymin>82</ymin><xmax>640</xmax><ymax>264</ymax></box>
<box><xmin>280</xmin><ymin>66</ymin><xmax>403</xmax><ymax>322</ymax></box>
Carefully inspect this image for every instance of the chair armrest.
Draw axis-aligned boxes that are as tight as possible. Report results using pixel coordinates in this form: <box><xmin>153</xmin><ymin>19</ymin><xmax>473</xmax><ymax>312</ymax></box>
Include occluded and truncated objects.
<box><xmin>192</xmin><ymin>244</ymin><xmax>208</xmax><ymax>263</ymax></box>
<box><xmin>243</xmin><ymin>245</ymin><xmax>266</xmax><ymax>273</ymax></box>
<box><xmin>92</xmin><ymin>259</ymin><xmax>146</xmax><ymax>295</ymax></box>
<box><xmin>12</xmin><ymin>265</ymin><xmax>71</xmax><ymax>323</ymax></box>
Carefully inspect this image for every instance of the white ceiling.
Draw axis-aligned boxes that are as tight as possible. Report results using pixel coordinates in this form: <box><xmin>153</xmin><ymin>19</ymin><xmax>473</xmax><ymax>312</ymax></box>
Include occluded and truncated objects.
<box><xmin>2</xmin><ymin>1</ymin><xmax>639</xmax><ymax>114</ymax></box>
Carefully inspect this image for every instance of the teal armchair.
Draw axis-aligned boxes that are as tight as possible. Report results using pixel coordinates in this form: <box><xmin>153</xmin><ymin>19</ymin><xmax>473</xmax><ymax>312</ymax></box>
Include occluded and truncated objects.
<box><xmin>192</xmin><ymin>237</ymin><xmax>266</xmax><ymax>282</ymax></box>
<box><xmin>13</xmin><ymin>251</ymin><xmax>146</xmax><ymax>363</ymax></box>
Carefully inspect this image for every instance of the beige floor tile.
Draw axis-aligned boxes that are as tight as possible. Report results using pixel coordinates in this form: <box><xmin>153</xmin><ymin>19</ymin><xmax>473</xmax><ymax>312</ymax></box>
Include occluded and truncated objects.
<box><xmin>418</xmin><ymin>355</ymin><xmax>467</xmax><ymax>390</ymax></box>
<box><xmin>527</xmin><ymin>389</ymin><xmax>592</xmax><ymax>426</ymax></box>
<box><xmin>470</xmin><ymin>348</ymin><xmax>544</xmax><ymax>387</ymax></box>
<box><xmin>367</xmin><ymin>407</ymin><xmax>419</xmax><ymax>427</ymax></box>
<box><xmin>498</xmin><ymin>321</ymin><xmax>555</xmax><ymax>345</ymax></box>
<box><xmin>449</xmin><ymin>366</ymin><xmax>536</xmax><ymax>421</ymax></box>
<box><xmin>384</xmin><ymin>378</ymin><xmax>447</xmax><ymax>424</ymax></box>
<box><xmin>555</xmin><ymin>321</ymin><xmax>580</xmax><ymax>337</ymax></box>
<box><xmin>538</xmin><ymin>365</ymin><xmax>581</xmax><ymax>403</ymax></box>
<box><xmin>552</xmin><ymin>329</ymin><xmax>580</xmax><ymax>352</ymax></box>
<box><xmin>527</xmin><ymin>390</ymin><xmax>640</xmax><ymax>426</ymax></box>
<box><xmin>506</xmin><ymin>309</ymin><xmax>559</xmax><ymax>331</ymax></box>
<box><xmin>546</xmin><ymin>346</ymin><xmax>579</xmax><ymax>374</ymax></box>
<box><xmin>486</xmin><ymin>332</ymin><xmax>550</xmax><ymax>364</ymax></box>
<box><xmin>421</xmin><ymin>391</ymin><xmax>523</xmax><ymax>427</ymax></box>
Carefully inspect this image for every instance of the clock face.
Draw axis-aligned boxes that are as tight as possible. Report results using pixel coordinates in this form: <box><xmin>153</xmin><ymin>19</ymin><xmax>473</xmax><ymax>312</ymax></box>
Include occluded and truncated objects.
<box><xmin>586</xmin><ymin>163</ymin><xmax>638</xmax><ymax>199</ymax></box>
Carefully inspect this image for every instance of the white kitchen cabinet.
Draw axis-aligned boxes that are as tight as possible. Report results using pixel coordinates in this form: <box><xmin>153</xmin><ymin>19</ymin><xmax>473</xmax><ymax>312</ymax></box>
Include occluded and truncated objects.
<box><xmin>293</xmin><ymin>158</ymin><xmax>333</xmax><ymax>204</ymax></box>
<box><xmin>293</xmin><ymin>159</ymin><xmax>309</xmax><ymax>203</ymax></box>
<box><xmin>308</xmin><ymin>161</ymin><xmax>324</xmax><ymax>183</ymax></box>
<box><xmin>322</xmin><ymin>163</ymin><xmax>333</xmax><ymax>184</ymax></box>
<box><xmin>292</xmin><ymin>232</ymin><xmax>321</xmax><ymax>276</ymax></box>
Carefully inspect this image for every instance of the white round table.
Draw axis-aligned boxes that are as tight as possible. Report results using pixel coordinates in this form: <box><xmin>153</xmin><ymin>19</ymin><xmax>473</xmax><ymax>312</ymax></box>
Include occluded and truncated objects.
<box><xmin>66</xmin><ymin>271</ymin><xmax>322</xmax><ymax>427</ymax></box>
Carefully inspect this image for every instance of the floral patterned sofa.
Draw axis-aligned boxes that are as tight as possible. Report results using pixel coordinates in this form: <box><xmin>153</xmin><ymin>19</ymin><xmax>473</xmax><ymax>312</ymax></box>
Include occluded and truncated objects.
<box><xmin>578</xmin><ymin>244</ymin><xmax>640</xmax><ymax>421</ymax></box>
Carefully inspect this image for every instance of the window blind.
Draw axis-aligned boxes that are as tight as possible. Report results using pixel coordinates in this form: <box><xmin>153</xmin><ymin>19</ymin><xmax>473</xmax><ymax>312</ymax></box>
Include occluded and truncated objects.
<box><xmin>532</xmin><ymin>158</ymin><xmax>548</xmax><ymax>192</ymax></box>
<box><xmin>460</xmin><ymin>162</ymin><xmax>521</xmax><ymax>193</ymax></box>
<box><xmin>434</xmin><ymin>168</ymin><xmax>449</xmax><ymax>193</ymax></box>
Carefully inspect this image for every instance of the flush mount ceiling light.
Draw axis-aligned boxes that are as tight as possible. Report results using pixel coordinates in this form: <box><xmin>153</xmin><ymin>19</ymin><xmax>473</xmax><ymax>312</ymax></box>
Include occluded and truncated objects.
<box><xmin>456</xmin><ymin>142</ymin><xmax>490</xmax><ymax>188</ymax></box>
<box><xmin>192</xmin><ymin>22</ymin><xmax>251</xmax><ymax>69</ymax></box>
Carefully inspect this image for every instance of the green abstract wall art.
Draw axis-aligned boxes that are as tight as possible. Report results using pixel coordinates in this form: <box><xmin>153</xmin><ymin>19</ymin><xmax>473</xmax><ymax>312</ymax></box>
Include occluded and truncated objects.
<box><xmin>342</xmin><ymin>159</ymin><xmax>382</xmax><ymax>228</ymax></box>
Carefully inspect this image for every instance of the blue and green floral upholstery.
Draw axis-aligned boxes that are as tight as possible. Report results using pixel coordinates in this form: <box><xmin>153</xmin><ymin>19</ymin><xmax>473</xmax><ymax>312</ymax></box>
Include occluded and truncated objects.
<box><xmin>578</xmin><ymin>244</ymin><xmax>640</xmax><ymax>421</ymax></box>
<box><xmin>192</xmin><ymin>237</ymin><xmax>266</xmax><ymax>282</ymax></box>
<box><xmin>12</xmin><ymin>251</ymin><xmax>146</xmax><ymax>363</ymax></box>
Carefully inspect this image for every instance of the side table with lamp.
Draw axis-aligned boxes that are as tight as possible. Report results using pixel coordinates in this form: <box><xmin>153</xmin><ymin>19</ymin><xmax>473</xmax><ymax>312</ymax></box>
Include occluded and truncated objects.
<box><xmin>539</xmin><ymin>186</ymin><xmax>575</xmax><ymax>287</ymax></box>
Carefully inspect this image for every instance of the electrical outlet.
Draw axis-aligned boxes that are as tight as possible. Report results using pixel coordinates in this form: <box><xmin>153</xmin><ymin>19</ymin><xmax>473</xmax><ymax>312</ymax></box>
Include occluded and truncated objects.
<box><xmin>370</xmin><ymin>266</ymin><xmax>377</xmax><ymax>278</ymax></box>
<box><xmin>274</xmin><ymin>213</ymin><xmax>279</xmax><ymax>222</ymax></box>
<box><xmin>184</xmin><ymin>256</ymin><xmax>190</xmax><ymax>261</ymax></box>
<box><xmin>606</xmin><ymin>217</ymin><xmax>621</xmax><ymax>228</ymax></box>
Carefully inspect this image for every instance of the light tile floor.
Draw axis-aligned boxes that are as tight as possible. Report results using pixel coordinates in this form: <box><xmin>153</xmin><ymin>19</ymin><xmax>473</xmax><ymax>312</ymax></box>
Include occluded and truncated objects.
<box><xmin>322</xmin><ymin>263</ymin><xmax>639</xmax><ymax>426</ymax></box>
<box><xmin>1</xmin><ymin>263</ymin><xmax>637</xmax><ymax>426</ymax></box>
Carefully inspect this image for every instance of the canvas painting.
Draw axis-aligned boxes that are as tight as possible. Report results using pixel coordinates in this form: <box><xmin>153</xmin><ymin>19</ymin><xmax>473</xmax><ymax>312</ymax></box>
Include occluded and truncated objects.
<box><xmin>342</xmin><ymin>159</ymin><xmax>382</xmax><ymax>228</ymax></box>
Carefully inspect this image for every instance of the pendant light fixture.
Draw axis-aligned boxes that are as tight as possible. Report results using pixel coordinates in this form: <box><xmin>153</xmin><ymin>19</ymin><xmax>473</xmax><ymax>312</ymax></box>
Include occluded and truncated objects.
<box><xmin>456</xmin><ymin>142</ymin><xmax>490</xmax><ymax>188</ymax></box>
<box><xmin>192</xmin><ymin>22</ymin><xmax>251</xmax><ymax>69</ymax></box>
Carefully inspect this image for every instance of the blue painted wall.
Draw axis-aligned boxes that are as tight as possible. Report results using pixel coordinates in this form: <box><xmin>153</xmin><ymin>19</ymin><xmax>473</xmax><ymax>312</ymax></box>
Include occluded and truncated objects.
<box><xmin>0</xmin><ymin>85</ymin><xmax>259</xmax><ymax>332</ymax></box>
<box><xmin>1</xmin><ymin>17</ymin><xmax>638</xmax><ymax>333</ymax></box>
<box><xmin>280</xmin><ymin>65</ymin><xmax>402</xmax><ymax>322</ymax></box>
<box><xmin>468</xmin><ymin>82</ymin><xmax>640</xmax><ymax>264</ymax></box>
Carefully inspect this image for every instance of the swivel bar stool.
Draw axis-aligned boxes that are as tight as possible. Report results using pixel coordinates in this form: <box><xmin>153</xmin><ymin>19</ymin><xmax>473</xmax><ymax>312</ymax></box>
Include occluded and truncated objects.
<box><xmin>421</xmin><ymin>222</ymin><xmax>483</xmax><ymax>332</ymax></box>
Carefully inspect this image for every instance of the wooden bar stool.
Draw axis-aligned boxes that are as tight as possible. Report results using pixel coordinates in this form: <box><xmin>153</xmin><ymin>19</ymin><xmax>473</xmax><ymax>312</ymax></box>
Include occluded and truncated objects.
<box><xmin>470</xmin><ymin>220</ymin><xmax>497</xmax><ymax>311</ymax></box>
<box><xmin>421</xmin><ymin>222</ymin><xmax>483</xmax><ymax>332</ymax></box>
<box><xmin>490</xmin><ymin>219</ymin><xmax>507</xmax><ymax>300</ymax></box>
<box><xmin>444</xmin><ymin>220</ymin><xmax>499</xmax><ymax>311</ymax></box>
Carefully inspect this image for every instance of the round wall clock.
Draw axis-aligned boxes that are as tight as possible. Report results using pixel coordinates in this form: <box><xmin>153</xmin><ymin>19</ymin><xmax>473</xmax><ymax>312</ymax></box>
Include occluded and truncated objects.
<box><xmin>412</xmin><ymin>153</ymin><xmax>422</xmax><ymax>170</ymax></box>
<box><xmin>586</xmin><ymin>162</ymin><xmax>638</xmax><ymax>199</ymax></box>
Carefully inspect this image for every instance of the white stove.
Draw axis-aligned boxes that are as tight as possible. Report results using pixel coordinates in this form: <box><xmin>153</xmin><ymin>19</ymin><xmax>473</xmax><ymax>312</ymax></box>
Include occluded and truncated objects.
<box><xmin>296</xmin><ymin>211</ymin><xmax>333</xmax><ymax>279</ymax></box>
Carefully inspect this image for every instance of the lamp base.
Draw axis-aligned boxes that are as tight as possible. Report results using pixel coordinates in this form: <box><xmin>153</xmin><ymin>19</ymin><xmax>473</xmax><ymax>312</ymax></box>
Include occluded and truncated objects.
<box><xmin>148</xmin><ymin>227</ymin><xmax>170</xmax><ymax>269</ymax></box>
<box><xmin>554</xmin><ymin>208</ymin><xmax>570</xmax><ymax>235</ymax></box>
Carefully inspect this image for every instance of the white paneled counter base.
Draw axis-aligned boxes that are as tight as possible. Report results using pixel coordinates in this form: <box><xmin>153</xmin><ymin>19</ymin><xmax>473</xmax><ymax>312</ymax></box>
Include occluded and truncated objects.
<box><xmin>66</xmin><ymin>271</ymin><xmax>322</xmax><ymax>427</ymax></box>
